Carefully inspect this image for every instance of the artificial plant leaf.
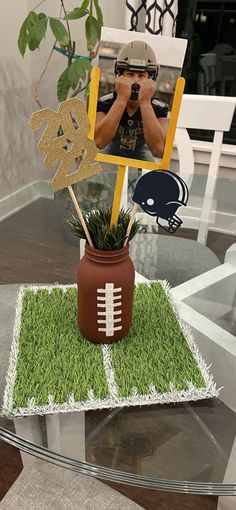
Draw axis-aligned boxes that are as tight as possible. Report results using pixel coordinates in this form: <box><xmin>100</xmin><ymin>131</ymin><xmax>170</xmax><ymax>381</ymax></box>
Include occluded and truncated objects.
<box><xmin>93</xmin><ymin>0</ymin><xmax>103</xmax><ymax>26</ymax></box>
<box><xmin>49</xmin><ymin>18</ymin><xmax>70</xmax><ymax>46</ymax></box>
<box><xmin>79</xmin><ymin>58</ymin><xmax>92</xmax><ymax>72</ymax></box>
<box><xmin>18</xmin><ymin>19</ymin><xmax>28</xmax><ymax>56</ymax></box>
<box><xmin>57</xmin><ymin>68</ymin><xmax>71</xmax><ymax>101</ymax></box>
<box><xmin>28</xmin><ymin>17</ymin><xmax>48</xmax><ymax>51</ymax></box>
<box><xmin>68</xmin><ymin>60</ymin><xmax>90</xmax><ymax>89</ymax></box>
<box><xmin>76</xmin><ymin>62</ymin><xmax>86</xmax><ymax>81</ymax></box>
<box><xmin>18</xmin><ymin>11</ymin><xmax>45</xmax><ymax>56</ymax></box>
<box><xmin>26</xmin><ymin>11</ymin><xmax>38</xmax><ymax>28</ymax></box>
<box><xmin>84</xmin><ymin>81</ymin><xmax>90</xmax><ymax>98</ymax></box>
<box><xmin>85</xmin><ymin>15</ymin><xmax>100</xmax><ymax>51</ymax></box>
<box><xmin>80</xmin><ymin>0</ymin><xmax>90</xmax><ymax>10</ymax></box>
<box><xmin>65</xmin><ymin>0</ymin><xmax>89</xmax><ymax>20</ymax></box>
<box><xmin>38</xmin><ymin>13</ymin><xmax>47</xmax><ymax>20</ymax></box>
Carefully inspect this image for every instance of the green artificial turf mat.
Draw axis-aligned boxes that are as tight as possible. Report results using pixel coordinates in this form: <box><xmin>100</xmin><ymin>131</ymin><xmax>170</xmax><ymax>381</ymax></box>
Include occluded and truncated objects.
<box><xmin>2</xmin><ymin>283</ymin><xmax>218</xmax><ymax>417</ymax></box>
<box><xmin>13</xmin><ymin>287</ymin><xmax>109</xmax><ymax>406</ymax></box>
<box><xmin>110</xmin><ymin>283</ymin><xmax>205</xmax><ymax>397</ymax></box>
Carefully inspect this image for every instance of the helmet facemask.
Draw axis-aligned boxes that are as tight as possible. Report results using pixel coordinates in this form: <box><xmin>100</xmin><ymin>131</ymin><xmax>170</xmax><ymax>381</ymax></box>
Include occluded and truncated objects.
<box><xmin>157</xmin><ymin>214</ymin><xmax>183</xmax><ymax>234</ymax></box>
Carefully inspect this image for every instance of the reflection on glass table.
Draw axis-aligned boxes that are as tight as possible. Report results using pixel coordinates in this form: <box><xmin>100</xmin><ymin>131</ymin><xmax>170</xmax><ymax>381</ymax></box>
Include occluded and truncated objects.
<box><xmin>185</xmin><ymin>271</ymin><xmax>236</xmax><ymax>336</ymax></box>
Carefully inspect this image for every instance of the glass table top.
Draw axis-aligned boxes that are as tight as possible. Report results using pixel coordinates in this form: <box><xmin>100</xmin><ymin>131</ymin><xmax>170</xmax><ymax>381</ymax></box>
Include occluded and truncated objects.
<box><xmin>0</xmin><ymin>172</ymin><xmax>236</xmax><ymax>496</ymax></box>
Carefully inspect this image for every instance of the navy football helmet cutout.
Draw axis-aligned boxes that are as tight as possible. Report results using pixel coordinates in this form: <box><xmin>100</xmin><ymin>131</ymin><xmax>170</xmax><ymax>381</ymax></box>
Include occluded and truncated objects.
<box><xmin>132</xmin><ymin>170</ymin><xmax>189</xmax><ymax>234</ymax></box>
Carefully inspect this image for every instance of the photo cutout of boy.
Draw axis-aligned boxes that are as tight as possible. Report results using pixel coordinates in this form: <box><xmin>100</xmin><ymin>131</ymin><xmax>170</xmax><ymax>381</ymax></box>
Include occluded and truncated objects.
<box><xmin>95</xmin><ymin>40</ymin><xmax>169</xmax><ymax>162</ymax></box>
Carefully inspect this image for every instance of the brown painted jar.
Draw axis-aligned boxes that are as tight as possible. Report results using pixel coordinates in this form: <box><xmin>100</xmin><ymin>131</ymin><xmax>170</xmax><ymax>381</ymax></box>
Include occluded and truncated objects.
<box><xmin>77</xmin><ymin>244</ymin><xmax>135</xmax><ymax>344</ymax></box>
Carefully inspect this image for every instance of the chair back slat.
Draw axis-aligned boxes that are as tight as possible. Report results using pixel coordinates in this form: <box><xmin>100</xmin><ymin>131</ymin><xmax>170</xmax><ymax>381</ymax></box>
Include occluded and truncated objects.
<box><xmin>177</xmin><ymin>95</ymin><xmax>235</xmax><ymax>131</ymax></box>
<box><xmin>197</xmin><ymin>131</ymin><xmax>223</xmax><ymax>244</ymax></box>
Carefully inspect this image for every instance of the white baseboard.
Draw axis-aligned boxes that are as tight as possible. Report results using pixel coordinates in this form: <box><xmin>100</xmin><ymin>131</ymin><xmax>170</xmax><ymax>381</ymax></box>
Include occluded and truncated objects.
<box><xmin>0</xmin><ymin>181</ymin><xmax>53</xmax><ymax>222</ymax></box>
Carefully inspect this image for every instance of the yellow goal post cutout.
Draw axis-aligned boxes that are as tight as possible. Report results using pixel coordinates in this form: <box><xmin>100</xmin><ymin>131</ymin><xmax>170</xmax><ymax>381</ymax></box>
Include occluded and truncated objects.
<box><xmin>88</xmin><ymin>67</ymin><xmax>185</xmax><ymax>227</ymax></box>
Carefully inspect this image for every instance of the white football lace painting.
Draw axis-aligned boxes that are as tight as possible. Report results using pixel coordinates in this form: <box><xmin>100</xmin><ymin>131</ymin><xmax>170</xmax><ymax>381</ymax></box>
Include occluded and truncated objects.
<box><xmin>97</xmin><ymin>283</ymin><xmax>122</xmax><ymax>336</ymax></box>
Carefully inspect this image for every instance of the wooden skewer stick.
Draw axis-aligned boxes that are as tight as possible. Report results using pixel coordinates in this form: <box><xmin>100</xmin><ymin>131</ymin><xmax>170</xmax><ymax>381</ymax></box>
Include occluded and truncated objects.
<box><xmin>123</xmin><ymin>203</ymin><xmax>139</xmax><ymax>247</ymax></box>
<box><xmin>68</xmin><ymin>185</ymin><xmax>94</xmax><ymax>248</ymax></box>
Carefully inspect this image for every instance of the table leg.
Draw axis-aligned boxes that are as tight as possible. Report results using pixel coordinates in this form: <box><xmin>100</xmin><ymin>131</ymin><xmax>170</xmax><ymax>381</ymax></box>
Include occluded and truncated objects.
<box><xmin>46</xmin><ymin>412</ymin><xmax>85</xmax><ymax>460</ymax></box>
<box><xmin>218</xmin><ymin>435</ymin><xmax>236</xmax><ymax>509</ymax></box>
<box><xmin>13</xmin><ymin>416</ymin><xmax>43</xmax><ymax>467</ymax></box>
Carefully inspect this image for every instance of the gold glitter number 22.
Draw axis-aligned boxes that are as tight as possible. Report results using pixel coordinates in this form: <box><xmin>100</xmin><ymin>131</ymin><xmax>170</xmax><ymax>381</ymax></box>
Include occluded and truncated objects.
<box><xmin>29</xmin><ymin>97</ymin><xmax>102</xmax><ymax>191</ymax></box>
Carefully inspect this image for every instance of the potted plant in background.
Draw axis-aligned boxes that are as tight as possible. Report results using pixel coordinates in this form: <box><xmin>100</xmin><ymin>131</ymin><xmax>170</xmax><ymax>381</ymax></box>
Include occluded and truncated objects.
<box><xmin>18</xmin><ymin>1</ymin><xmax>105</xmax><ymax>241</ymax></box>
<box><xmin>68</xmin><ymin>207</ymin><xmax>140</xmax><ymax>344</ymax></box>
<box><xmin>18</xmin><ymin>0</ymin><xmax>104</xmax><ymax>106</ymax></box>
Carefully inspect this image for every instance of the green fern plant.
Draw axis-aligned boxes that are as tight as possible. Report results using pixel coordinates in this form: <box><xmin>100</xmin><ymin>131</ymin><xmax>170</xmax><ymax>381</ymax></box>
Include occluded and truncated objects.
<box><xmin>67</xmin><ymin>207</ymin><xmax>140</xmax><ymax>251</ymax></box>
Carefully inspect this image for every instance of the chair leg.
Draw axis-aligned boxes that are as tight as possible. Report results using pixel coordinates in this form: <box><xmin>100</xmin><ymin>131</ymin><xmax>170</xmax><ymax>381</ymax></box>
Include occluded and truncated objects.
<box><xmin>46</xmin><ymin>412</ymin><xmax>85</xmax><ymax>460</ymax></box>
<box><xmin>13</xmin><ymin>416</ymin><xmax>43</xmax><ymax>467</ymax></box>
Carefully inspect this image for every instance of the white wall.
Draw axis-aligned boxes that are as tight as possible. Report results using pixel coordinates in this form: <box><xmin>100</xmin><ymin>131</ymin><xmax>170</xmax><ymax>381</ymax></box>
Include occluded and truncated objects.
<box><xmin>0</xmin><ymin>1</ymin><xmax>43</xmax><ymax>193</ymax></box>
<box><xmin>100</xmin><ymin>0</ymin><xmax>126</xmax><ymax>29</ymax></box>
<box><xmin>0</xmin><ymin>0</ymin><xmax>126</xmax><ymax>194</ymax></box>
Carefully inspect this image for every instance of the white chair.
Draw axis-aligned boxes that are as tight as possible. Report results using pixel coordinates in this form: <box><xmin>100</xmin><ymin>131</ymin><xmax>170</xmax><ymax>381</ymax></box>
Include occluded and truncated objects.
<box><xmin>213</xmin><ymin>44</ymin><xmax>236</xmax><ymax>95</ymax></box>
<box><xmin>198</xmin><ymin>53</ymin><xmax>217</xmax><ymax>95</ymax></box>
<box><xmin>128</xmin><ymin>95</ymin><xmax>236</xmax><ymax>286</ymax></box>
<box><xmin>174</xmin><ymin>94</ymin><xmax>236</xmax><ymax>244</ymax></box>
